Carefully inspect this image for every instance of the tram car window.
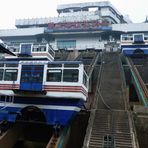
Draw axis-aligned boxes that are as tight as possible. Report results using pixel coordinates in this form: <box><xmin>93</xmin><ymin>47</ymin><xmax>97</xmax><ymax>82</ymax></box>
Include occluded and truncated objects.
<box><xmin>134</xmin><ymin>34</ymin><xmax>143</xmax><ymax>43</ymax></box>
<box><xmin>0</xmin><ymin>64</ymin><xmax>4</xmax><ymax>67</ymax></box>
<box><xmin>47</xmin><ymin>64</ymin><xmax>62</xmax><ymax>68</ymax></box>
<box><xmin>144</xmin><ymin>34</ymin><xmax>148</xmax><ymax>40</ymax></box>
<box><xmin>63</xmin><ymin>69</ymin><xmax>79</xmax><ymax>82</ymax></box>
<box><xmin>21</xmin><ymin>71</ymin><xmax>31</xmax><ymax>83</ymax></box>
<box><xmin>4</xmin><ymin>69</ymin><xmax>18</xmax><ymax>81</ymax></box>
<box><xmin>83</xmin><ymin>72</ymin><xmax>88</xmax><ymax>87</ymax></box>
<box><xmin>64</xmin><ymin>64</ymin><xmax>79</xmax><ymax>67</ymax></box>
<box><xmin>47</xmin><ymin>69</ymin><xmax>62</xmax><ymax>82</ymax></box>
<box><xmin>20</xmin><ymin>43</ymin><xmax>32</xmax><ymax>55</ymax></box>
<box><xmin>5</xmin><ymin>64</ymin><xmax>18</xmax><ymax>67</ymax></box>
<box><xmin>0</xmin><ymin>69</ymin><xmax>4</xmax><ymax>80</ymax></box>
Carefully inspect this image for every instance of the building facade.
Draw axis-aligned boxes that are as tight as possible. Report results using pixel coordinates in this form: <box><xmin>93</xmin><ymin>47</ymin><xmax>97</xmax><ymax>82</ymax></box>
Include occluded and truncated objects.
<box><xmin>0</xmin><ymin>1</ymin><xmax>147</xmax><ymax>52</ymax></box>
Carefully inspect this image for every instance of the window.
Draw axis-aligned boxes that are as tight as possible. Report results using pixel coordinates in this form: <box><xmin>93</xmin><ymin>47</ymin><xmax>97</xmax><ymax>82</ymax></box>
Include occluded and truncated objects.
<box><xmin>47</xmin><ymin>69</ymin><xmax>62</xmax><ymax>82</ymax></box>
<box><xmin>32</xmin><ymin>71</ymin><xmax>43</xmax><ymax>82</ymax></box>
<box><xmin>48</xmin><ymin>64</ymin><xmax>62</xmax><ymax>68</ymax></box>
<box><xmin>144</xmin><ymin>34</ymin><xmax>148</xmax><ymax>40</ymax></box>
<box><xmin>64</xmin><ymin>64</ymin><xmax>79</xmax><ymax>68</ymax></box>
<box><xmin>0</xmin><ymin>64</ymin><xmax>4</xmax><ymax>67</ymax></box>
<box><xmin>6</xmin><ymin>64</ymin><xmax>18</xmax><ymax>67</ymax></box>
<box><xmin>134</xmin><ymin>34</ymin><xmax>143</xmax><ymax>43</ymax></box>
<box><xmin>32</xmin><ymin>45</ymin><xmax>46</xmax><ymax>52</ymax></box>
<box><xmin>122</xmin><ymin>36</ymin><xmax>128</xmax><ymax>41</ymax></box>
<box><xmin>4</xmin><ymin>69</ymin><xmax>18</xmax><ymax>81</ymax></box>
<box><xmin>63</xmin><ymin>69</ymin><xmax>78</xmax><ymax>82</ymax></box>
<box><xmin>20</xmin><ymin>44</ymin><xmax>32</xmax><ymax>54</ymax></box>
<box><xmin>21</xmin><ymin>71</ymin><xmax>31</xmax><ymax>83</ymax></box>
<box><xmin>83</xmin><ymin>72</ymin><xmax>88</xmax><ymax>87</ymax></box>
<box><xmin>0</xmin><ymin>69</ymin><xmax>4</xmax><ymax>80</ymax></box>
<box><xmin>122</xmin><ymin>34</ymin><xmax>133</xmax><ymax>41</ymax></box>
<box><xmin>57</xmin><ymin>40</ymin><xmax>76</xmax><ymax>49</ymax></box>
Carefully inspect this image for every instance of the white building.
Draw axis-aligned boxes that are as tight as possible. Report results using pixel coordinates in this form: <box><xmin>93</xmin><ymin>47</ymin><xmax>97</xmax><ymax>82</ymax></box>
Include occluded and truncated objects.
<box><xmin>1</xmin><ymin>1</ymin><xmax>147</xmax><ymax>52</ymax></box>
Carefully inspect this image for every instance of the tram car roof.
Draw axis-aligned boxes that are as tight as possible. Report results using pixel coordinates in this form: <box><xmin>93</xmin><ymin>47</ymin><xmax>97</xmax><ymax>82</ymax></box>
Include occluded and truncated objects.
<box><xmin>0</xmin><ymin>59</ymin><xmax>83</xmax><ymax>65</ymax></box>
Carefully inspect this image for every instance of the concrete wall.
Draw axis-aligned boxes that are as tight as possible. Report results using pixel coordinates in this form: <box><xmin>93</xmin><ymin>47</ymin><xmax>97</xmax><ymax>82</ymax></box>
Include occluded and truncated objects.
<box><xmin>112</xmin><ymin>23</ymin><xmax>148</xmax><ymax>32</ymax></box>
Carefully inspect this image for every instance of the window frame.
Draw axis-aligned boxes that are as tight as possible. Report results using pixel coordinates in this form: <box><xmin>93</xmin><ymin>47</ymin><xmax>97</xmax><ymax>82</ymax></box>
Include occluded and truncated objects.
<box><xmin>4</xmin><ymin>69</ymin><xmax>18</xmax><ymax>81</ymax></box>
<box><xmin>57</xmin><ymin>40</ymin><xmax>76</xmax><ymax>49</ymax></box>
<box><xmin>46</xmin><ymin>69</ymin><xmax>62</xmax><ymax>82</ymax></box>
<box><xmin>0</xmin><ymin>63</ymin><xmax>19</xmax><ymax>81</ymax></box>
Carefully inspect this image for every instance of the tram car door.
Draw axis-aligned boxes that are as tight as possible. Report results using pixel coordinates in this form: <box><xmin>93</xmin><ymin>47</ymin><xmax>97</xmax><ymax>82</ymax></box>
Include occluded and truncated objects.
<box><xmin>20</xmin><ymin>65</ymin><xmax>44</xmax><ymax>91</ymax></box>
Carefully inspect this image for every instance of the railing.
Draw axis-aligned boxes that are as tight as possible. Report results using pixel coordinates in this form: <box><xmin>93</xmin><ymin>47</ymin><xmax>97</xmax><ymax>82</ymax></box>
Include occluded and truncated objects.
<box><xmin>7</xmin><ymin>43</ymin><xmax>55</xmax><ymax>59</ymax></box>
<box><xmin>54</xmin><ymin>43</ymin><xmax>106</xmax><ymax>51</ymax></box>
<box><xmin>126</xmin><ymin>57</ymin><xmax>148</xmax><ymax>107</ymax></box>
<box><xmin>87</xmin><ymin>52</ymin><xmax>101</xmax><ymax>78</ymax></box>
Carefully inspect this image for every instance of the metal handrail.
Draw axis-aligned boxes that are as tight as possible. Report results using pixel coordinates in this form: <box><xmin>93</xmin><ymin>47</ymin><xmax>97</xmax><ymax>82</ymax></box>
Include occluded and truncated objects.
<box><xmin>126</xmin><ymin>57</ymin><xmax>148</xmax><ymax>107</ymax></box>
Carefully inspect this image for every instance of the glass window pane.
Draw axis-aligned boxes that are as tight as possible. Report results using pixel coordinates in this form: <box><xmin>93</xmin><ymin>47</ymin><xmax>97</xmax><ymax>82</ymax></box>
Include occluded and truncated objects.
<box><xmin>4</xmin><ymin>69</ymin><xmax>18</xmax><ymax>81</ymax></box>
<box><xmin>48</xmin><ymin>64</ymin><xmax>62</xmax><ymax>68</ymax></box>
<box><xmin>32</xmin><ymin>71</ymin><xmax>43</xmax><ymax>82</ymax></box>
<box><xmin>21</xmin><ymin>44</ymin><xmax>32</xmax><ymax>54</ymax></box>
<box><xmin>0</xmin><ymin>69</ymin><xmax>4</xmax><ymax>80</ymax></box>
<box><xmin>64</xmin><ymin>64</ymin><xmax>79</xmax><ymax>67</ymax></box>
<box><xmin>0</xmin><ymin>64</ymin><xmax>4</xmax><ymax>67</ymax></box>
<box><xmin>21</xmin><ymin>71</ymin><xmax>31</xmax><ymax>82</ymax></box>
<box><xmin>134</xmin><ymin>34</ymin><xmax>143</xmax><ymax>42</ymax></box>
<box><xmin>83</xmin><ymin>72</ymin><xmax>87</xmax><ymax>87</ymax></box>
<box><xmin>57</xmin><ymin>40</ymin><xmax>76</xmax><ymax>49</ymax></box>
<box><xmin>63</xmin><ymin>69</ymin><xmax>78</xmax><ymax>82</ymax></box>
<box><xmin>47</xmin><ymin>69</ymin><xmax>62</xmax><ymax>82</ymax></box>
<box><xmin>6</xmin><ymin>64</ymin><xmax>18</xmax><ymax>67</ymax></box>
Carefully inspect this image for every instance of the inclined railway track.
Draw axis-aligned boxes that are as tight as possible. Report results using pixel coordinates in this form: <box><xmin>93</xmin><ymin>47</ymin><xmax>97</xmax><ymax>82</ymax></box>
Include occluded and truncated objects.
<box><xmin>83</xmin><ymin>52</ymin><xmax>136</xmax><ymax>148</ymax></box>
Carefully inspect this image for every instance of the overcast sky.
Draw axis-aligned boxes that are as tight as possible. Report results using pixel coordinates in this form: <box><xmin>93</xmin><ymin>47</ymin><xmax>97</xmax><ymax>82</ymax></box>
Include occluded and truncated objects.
<box><xmin>0</xmin><ymin>0</ymin><xmax>148</xmax><ymax>29</ymax></box>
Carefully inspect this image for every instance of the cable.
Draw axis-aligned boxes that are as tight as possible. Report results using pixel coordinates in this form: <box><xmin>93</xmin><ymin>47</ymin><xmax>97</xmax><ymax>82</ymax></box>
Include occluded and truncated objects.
<box><xmin>97</xmin><ymin>52</ymin><xmax>113</xmax><ymax>111</ymax></box>
<box><xmin>97</xmin><ymin>89</ymin><xmax>112</xmax><ymax>111</ymax></box>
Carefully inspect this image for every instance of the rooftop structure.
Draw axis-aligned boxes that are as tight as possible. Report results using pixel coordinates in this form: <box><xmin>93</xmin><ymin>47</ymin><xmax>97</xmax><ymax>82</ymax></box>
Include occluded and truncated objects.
<box><xmin>15</xmin><ymin>1</ymin><xmax>131</xmax><ymax>28</ymax></box>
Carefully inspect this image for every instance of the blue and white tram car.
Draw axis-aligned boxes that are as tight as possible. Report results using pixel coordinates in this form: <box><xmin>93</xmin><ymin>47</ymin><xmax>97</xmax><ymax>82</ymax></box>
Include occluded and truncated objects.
<box><xmin>0</xmin><ymin>43</ymin><xmax>89</xmax><ymax>126</ymax></box>
<box><xmin>120</xmin><ymin>33</ymin><xmax>148</xmax><ymax>56</ymax></box>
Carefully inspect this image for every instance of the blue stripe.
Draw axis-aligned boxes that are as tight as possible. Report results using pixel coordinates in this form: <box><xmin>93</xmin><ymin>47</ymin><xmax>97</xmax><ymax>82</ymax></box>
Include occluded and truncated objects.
<box><xmin>122</xmin><ymin>49</ymin><xmax>148</xmax><ymax>55</ymax></box>
<box><xmin>121</xmin><ymin>45</ymin><xmax>148</xmax><ymax>48</ymax></box>
<box><xmin>0</xmin><ymin>96</ymin><xmax>84</xmax><ymax>107</ymax></box>
<box><xmin>45</xmin><ymin>26</ymin><xmax>112</xmax><ymax>33</ymax></box>
<box><xmin>0</xmin><ymin>107</ymin><xmax>78</xmax><ymax>126</ymax></box>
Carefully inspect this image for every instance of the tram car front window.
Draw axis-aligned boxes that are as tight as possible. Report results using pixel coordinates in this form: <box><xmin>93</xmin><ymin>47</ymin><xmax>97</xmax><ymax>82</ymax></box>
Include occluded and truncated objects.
<box><xmin>134</xmin><ymin>34</ymin><xmax>144</xmax><ymax>43</ymax></box>
<box><xmin>20</xmin><ymin>43</ymin><xmax>32</xmax><ymax>55</ymax></box>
